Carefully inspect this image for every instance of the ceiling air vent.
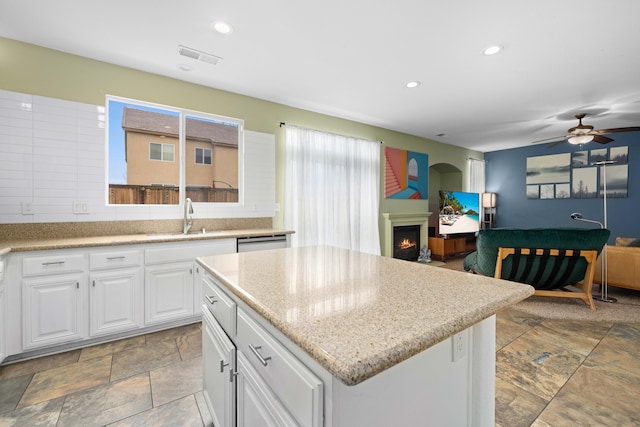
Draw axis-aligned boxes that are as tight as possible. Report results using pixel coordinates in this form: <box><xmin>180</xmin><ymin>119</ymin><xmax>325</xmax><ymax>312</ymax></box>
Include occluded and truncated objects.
<box><xmin>177</xmin><ymin>45</ymin><xmax>222</xmax><ymax>65</ymax></box>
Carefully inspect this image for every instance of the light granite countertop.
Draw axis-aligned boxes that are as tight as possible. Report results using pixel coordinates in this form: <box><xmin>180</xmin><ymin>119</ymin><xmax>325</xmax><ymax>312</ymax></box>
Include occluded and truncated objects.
<box><xmin>0</xmin><ymin>228</ymin><xmax>293</xmax><ymax>255</ymax></box>
<box><xmin>197</xmin><ymin>245</ymin><xmax>534</xmax><ymax>386</ymax></box>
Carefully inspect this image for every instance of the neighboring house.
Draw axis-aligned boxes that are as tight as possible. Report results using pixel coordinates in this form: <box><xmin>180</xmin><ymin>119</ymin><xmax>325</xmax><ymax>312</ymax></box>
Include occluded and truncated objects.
<box><xmin>122</xmin><ymin>107</ymin><xmax>239</xmax><ymax>189</ymax></box>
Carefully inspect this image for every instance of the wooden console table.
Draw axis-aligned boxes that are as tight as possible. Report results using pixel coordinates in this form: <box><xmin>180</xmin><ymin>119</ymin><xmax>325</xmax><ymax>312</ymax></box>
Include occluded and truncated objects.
<box><xmin>428</xmin><ymin>235</ymin><xmax>476</xmax><ymax>261</ymax></box>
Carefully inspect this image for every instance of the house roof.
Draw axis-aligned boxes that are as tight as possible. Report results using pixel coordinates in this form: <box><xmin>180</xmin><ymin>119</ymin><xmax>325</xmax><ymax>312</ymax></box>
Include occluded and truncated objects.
<box><xmin>122</xmin><ymin>107</ymin><xmax>238</xmax><ymax>147</ymax></box>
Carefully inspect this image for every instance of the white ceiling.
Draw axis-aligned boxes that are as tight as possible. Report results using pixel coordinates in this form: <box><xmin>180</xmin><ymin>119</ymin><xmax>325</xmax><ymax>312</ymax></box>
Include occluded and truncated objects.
<box><xmin>2</xmin><ymin>0</ymin><xmax>640</xmax><ymax>153</ymax></box>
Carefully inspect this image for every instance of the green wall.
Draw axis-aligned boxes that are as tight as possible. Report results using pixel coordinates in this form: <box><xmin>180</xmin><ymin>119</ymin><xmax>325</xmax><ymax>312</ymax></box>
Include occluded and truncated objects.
<box><xmin>0</xmin><ymin>37</ymin><xmax>483</xmax><ymax>252</ymax></box>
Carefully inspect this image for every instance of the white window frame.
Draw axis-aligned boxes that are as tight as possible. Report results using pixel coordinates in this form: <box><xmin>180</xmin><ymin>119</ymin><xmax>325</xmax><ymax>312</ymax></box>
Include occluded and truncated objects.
<box><xmin>105</xmin><ymin>95</ymin><xmax>244</xmax><ymax>207</ymax></box>
<box><xmin>195</xmin><ymin>147</ymin><xmax>212</xmax><ymax>165</ymax></box>
<box><xmin>150</xmin><ymin>142</ymin><xmax>176</xmax><ymax>162</ymax></box>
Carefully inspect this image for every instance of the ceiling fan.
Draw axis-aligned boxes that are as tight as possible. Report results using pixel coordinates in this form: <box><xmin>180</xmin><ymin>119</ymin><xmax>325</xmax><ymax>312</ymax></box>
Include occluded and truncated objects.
<box><xmin>531</xmin><ymin>113</ymin><xmax>640</xmax><ymax>146</ymax></box>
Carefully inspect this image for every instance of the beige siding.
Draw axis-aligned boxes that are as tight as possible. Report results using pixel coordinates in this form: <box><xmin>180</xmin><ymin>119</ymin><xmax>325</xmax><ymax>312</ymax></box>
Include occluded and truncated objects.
<box><xmin>213</xmin><ymin>145</ymin><xmax>238</xmax><ymax>188</ymax></box>
<box><xmin>126</xmin><ymin>132</ymin><xmax>180</xmax><ymax>186</ymax></box>
<box><xmin>126</xmin><ymin>131</ymin><xmax>238</xmax><ymax>188</ymax></box>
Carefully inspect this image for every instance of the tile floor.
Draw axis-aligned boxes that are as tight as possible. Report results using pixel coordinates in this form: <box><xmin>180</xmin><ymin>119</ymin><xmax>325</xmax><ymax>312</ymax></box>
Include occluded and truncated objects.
<box><xmin>0</xmin><ymin>323</ymin><xmax>212</xmax><ymax>427</ymax></box>
<box><xmin>495</xmin><ymin>308</ymin><xmax>640</xmax><ymax>426</ymax></box>
<box><xmin>1</xmin><ymin>263</ymin><xmax>639</xmax><ymax>426</ymax></box>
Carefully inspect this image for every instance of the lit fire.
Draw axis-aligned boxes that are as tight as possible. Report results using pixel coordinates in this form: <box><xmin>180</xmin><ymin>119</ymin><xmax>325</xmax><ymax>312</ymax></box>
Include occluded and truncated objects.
<box><xmin>398</xmin><ymin>238</ymin><xmax>416</xmax><ymax>250</ymax></box>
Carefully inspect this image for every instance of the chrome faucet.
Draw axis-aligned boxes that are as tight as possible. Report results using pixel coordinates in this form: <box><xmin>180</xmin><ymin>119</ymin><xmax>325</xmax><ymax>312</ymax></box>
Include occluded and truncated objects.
<box><xmin>183</xmin><ymin>198</ymin><xmax>194</xmax><ymax>234</ymax></box>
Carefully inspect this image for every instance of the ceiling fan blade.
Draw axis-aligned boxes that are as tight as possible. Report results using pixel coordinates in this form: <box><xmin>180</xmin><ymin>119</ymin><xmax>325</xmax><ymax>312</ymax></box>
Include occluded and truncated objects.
<box><xmin>547</xmin><ymin>139</ymin><xmax>567</xmax><ymax>148</ymax></box>
<box><xmin>593</xmin><ymin>126</ymin><xmax>640</xmax><ymax>134</ymax></box>
<box><xmin>530</xmin><ymin>135</ymin><xmax>567</xmax><ymax>144</ymax></box>
<box><xmin>593</xmin><ymin>134</ymin><xmax>613</xmax><ymax>144</ymax></box>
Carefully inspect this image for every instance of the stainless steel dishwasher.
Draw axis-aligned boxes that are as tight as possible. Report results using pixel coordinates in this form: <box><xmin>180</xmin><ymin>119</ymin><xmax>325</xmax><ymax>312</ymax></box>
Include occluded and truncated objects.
<box><xmin>236</xmin><ymin>234</ymin><xmax>288</xmax><ymax>252</ymax></box>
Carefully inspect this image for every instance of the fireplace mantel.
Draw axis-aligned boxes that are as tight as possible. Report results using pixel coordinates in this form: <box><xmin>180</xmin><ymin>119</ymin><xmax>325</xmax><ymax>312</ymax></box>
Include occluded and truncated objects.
<box><xmin>382</xmin><ymin>212</ymin><xmax>432</xmax><ymax>258</ymax></box>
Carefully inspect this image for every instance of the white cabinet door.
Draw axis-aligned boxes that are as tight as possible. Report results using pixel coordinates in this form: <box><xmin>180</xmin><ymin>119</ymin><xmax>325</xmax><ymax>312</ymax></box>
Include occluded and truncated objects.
<box><xmin>202</xmin><ymin>306</ymin><xmax>236</xmax><ymax>427</ymax></box>
<box><xmin>193</xmin><ymin>263</ymin><xmax>203</xmax><ymax>315</ymax></box>
<box><xmin>0</xmin><ymin>289</ymin><xmax>4</xmax><ymax>363</ymax></box>
<box><xmin>23</xmin><ymin>273</ymin><xmax>85</xmax><ymax>349</ymax></box>
<box><xmin>237</xmin><ymin>351</ymin><xmax>299</xmax><ymax>427</ymax></box>
<box><xmin>237</xmin><ymin>309</ymin><xmax>323</xmax><ymax>427</ymax></box>
<box><xmin>90</xmin><ymin>268</ymin><xmax>142</xmax><ymax>336</ymax></box>
<box><xmin>0</xmin><ymin>255</ymin><xmax>5</xmax><ymax>363</ymax></box>
<box><xmin>145</xmin><ymin>261</ymin><xmax>194</xmax><ymax>325</ymax></box>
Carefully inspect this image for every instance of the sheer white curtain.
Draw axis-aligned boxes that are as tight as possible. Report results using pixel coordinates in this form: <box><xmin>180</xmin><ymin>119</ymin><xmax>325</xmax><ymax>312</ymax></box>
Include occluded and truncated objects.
<box><xmin>284</xmin><ymin>125</ymin><xmax>381</xmax><ymax>255</ymax></box>
<box><xmin>468</xmin><ymin>158</ymin><xmax>486</xmax><ymax>194</ymax></box>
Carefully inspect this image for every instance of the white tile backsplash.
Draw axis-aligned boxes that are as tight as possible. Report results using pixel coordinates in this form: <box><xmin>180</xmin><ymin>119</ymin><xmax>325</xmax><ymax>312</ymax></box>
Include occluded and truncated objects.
<box><xmin>0</xmin><ymin>140</ymin><xmax>33</xmax><ymax>155</ymax></box>
<box><xmin>0</xmin><ymin>186</ymin><xmax>33</xmax><ymax>197</ymax></box>
<box><xmin>0</xmin><ymin>124</ymin><xmax>33</xmax><ymax>138</ymax></box>
<box><xmin>1</xmin><ymin>90</ymin><xmax>276</xmax><ymax>224</ymax></box>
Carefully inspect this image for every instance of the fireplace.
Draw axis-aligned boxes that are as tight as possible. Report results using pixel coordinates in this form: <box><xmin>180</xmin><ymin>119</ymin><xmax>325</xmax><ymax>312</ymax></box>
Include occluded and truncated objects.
<box><xmin>393</xmin><ymin>225</ymin><xmax>420</xmax><ymax>261</ymax></box>
<box><xmin>382</xmin><ymin>212</ymin><xmax>431</xmax><ymax>258</ymax></box>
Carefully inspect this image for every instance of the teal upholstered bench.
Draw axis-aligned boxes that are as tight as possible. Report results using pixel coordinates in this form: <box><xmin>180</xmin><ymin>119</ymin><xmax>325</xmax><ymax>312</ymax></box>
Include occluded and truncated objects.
<box><xmin>464</xmin><ymin>228</ymin><xmax>610</xmax><ymax>310</ymax></box>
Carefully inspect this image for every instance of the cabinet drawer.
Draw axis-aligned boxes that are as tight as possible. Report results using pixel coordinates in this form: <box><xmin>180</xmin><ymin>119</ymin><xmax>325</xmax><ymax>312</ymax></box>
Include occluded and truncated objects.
<box><xmin>90</xmin><ymin>250</ymin><xmax>141</xmax><ymax>270</ymax></box>
<box><xmin>202</xmin><ymin>274</ymin><xmax>236</xmax><ymax>338</ymax></box>
<box><xmin>237</xmin><ymin>308</ymin><xmax>323</xmax><ymax>427</ymax></box>
<box><xmin>23</xmin><ymin>254</ymin><xmax>85</xmax><ymax>277</ymax></box>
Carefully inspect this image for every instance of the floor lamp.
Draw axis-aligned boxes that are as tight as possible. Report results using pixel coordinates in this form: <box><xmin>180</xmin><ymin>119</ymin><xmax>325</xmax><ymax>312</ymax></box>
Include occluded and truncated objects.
<box><xmin>570</xmin><ymin>159</ymin><xmax>617</xmax><ymax>303</ymax></box>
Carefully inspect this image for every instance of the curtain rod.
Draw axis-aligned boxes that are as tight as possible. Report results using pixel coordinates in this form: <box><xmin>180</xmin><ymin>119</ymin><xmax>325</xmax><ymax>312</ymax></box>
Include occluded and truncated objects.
<box><xmin>467</xmin><ymin>157</ymin><xmax>486</xmax><ymax>162</ymax></box>
<box><xmin>279</xmin><ymin>122</ymin><xmax>382</xmax><ymax>144</ymax></box>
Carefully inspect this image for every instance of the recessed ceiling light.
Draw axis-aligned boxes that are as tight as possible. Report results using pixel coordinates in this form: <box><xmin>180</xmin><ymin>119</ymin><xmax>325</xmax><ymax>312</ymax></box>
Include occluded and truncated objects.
<box><xmin>436</xmin><ymin>133</ymin><xmax>447</xmax><ymax>137</ymax></box>
<box><xmin>483</xmin><ymin>45</ymin><xmax>502</xmax><ymax>56</ymax></box>
<box><xmin>177</xmin><ymin>63</ymin><xmax>193</xmax><ymax>71</ymax></box>
<box><xmin>211</xmin><ymin>21</ymin><xmax>233</xmax><ymax>34</ymax></box>
<box><xmin>406</xmin><ymin>81</ymin><xmax>421</xmax><ymax>88</ymax></box>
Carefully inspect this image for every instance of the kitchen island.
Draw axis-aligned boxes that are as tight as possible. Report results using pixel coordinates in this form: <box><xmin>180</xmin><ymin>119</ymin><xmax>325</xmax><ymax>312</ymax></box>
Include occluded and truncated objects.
<box><xmin>197</xmin><ymin>245</ymin><xmax>534</xmax><ymax>426</ymax></box>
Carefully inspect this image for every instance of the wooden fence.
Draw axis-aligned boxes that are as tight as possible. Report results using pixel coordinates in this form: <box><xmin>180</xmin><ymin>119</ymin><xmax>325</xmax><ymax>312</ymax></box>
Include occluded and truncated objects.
<box><xmin>109</xmin><ymin>185</ymin><xmax>238</xmax><ymax>204</ymax></box>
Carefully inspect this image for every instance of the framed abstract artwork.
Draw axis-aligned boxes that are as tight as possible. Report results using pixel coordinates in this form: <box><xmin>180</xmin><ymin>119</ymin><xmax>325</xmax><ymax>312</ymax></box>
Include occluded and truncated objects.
<box><xmin>384</xmin><ymin>147</ymin><xmax>429</xmax><ymax>199</ymax></box>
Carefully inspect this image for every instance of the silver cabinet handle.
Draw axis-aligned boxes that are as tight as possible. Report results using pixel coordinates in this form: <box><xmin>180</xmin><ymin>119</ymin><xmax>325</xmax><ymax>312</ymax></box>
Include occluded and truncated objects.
<box><xmin>220</xmin><ymin>360</ymin><xmax>229</xmax><ymax>373</ymax></box>
<box><xmin>42</xmin><ymin>261</ymin><xmax>64</xmax><ymax>266</ymax></box>
<box><xmin>205</xmin><ymin>295</ymin><xmax>217</xmax><ymax>304</ymax></box>
<box><xmin>248</xmin><ymin>344</ymin><xmax>271</xmax><ymax>366</ymax></box>
<box><xmin>106</xmin><ymin>256</ymin><xmax>125</xmax><ymax>260</ymax></box>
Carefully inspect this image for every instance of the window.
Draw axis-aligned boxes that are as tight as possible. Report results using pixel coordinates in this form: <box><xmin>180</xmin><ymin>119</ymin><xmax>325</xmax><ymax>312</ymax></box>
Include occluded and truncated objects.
<box><xmin>195</xmin><ymin>147</ymin><xmax>212</xmax><ymax>165</ymax></box>
<box><xmin>150</xmin><ymin>142</ymin><xmax>175</xmax><ymax>161</ymax></box>
<box><xmin>107</xmin><ymin>96</ymin><xmax>243</xmax><ymax>205</ymax></box>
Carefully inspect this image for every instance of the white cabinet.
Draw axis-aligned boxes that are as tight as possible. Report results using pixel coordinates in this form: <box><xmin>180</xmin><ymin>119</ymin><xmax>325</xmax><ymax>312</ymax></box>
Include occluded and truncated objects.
<box><xmin>202</xmin><ymin>306</ymin><xmax>236</xmax><ymax>427</ymax></box>
<box><xmin>236</xmin><ymin>351</ymin><xmax>299</xmax><ymax>427</ymax></box>
<box><xmin>2</xmin><ymin>236</ymin><xmax>238</xmax><ymax>360</ymax></box>
<box><xmin>23</xmin><ymin>273</ymin><xmax>86</xmax><ymax>350</ymax></box>
<box><xmin>89</xmin><ymin>249</ymin><xmax>143</xmax><ymax>336</ymax></box>
<box><xmin>0</xmin><ymin>256</ymin><xmax>6</xmax><ymax>363</ymax></box>
<box><xmin>201</xmin><ymin>271</ymin><xmax>323</xmax><ymax>427</ymax></box>
<box><xmin>90</xmin><ymin>268</ymin><xmax>142</xmax><ymax>336</ymax></box>
<box><xmin>145</xmin><ymin>239</ymin><xmax>236</xmax><ymax>326</ymax></box>
<box><xmin>145</xmin><ymin>261</ymin><xmax>195</xmax><ymax>325</ymax></box>
<box><xmin>202</xmin><ymin>272</ymin><xmax>237</xmax><ymax>427</ymax></box>
<box><xmin>21</xmin><ymin>252</ymin><xmax>87</xmax><ymax>350</ymax></box>
<box><xmin>236</xmin><ymin>308</ymin><xmax>323</xmax><ymax>427</ymax></box>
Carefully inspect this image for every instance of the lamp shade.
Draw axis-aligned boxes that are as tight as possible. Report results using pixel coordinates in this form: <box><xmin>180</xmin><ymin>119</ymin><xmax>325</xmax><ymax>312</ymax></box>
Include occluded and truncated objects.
<box><xmin>482</xmin><ymin>192</ymin><xmax>496</xmax><ymax>208</ymax></box>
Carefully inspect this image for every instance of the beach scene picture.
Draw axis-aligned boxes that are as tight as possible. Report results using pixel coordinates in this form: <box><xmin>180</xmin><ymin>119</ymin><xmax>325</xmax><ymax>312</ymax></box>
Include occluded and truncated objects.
<box><xmin>438</xmin><ymin>191</ymin><xmax>480</xmax><ymax>235</ymax></box>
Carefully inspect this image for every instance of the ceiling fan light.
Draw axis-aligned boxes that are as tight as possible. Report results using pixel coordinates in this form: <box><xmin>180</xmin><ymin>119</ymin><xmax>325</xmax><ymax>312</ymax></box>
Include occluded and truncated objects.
<box><xmin>568</xmin><ymin>134</ymin><xmax>594</xmax><ymax>145</ymax></box>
